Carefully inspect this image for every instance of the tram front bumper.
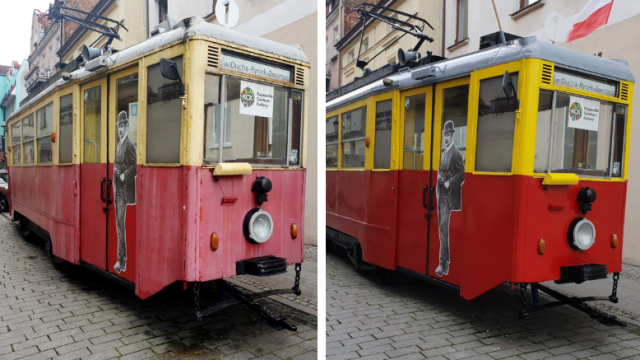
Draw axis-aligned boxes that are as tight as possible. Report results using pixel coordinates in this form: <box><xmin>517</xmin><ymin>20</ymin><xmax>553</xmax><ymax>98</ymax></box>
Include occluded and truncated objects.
<box><xmin>555</xmin><ymin>264</ymin><xmax>608</xmax><ymax>284</ymax></box>
<box><xmin>236</xmin><ymin>256</ymin><xmax>288</xmax><ymax>277</ymax></box>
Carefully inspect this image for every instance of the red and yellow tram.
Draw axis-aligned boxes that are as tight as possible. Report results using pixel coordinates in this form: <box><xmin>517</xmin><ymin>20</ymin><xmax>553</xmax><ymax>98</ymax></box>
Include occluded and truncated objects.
<box><xmin>7</xmin><ymin>17</ymin><xmax>309</xmax><ymax>329</ymax></box>
<box><xmin>326</xmin><ymin>33</ymin><xmax>633</xmax><ymax>324</ymax></box>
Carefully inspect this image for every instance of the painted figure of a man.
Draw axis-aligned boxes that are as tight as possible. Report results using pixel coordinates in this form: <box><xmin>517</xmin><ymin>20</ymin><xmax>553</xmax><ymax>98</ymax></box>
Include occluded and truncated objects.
<box><xmin>113</xmin><ymin>111</ymin><xmax>136</xmax><ymax>274</ymax></box>
<box><xmin>435</xmin><ymin>120</ymin><xmax>465</xmax><ymax>277</ymax></box>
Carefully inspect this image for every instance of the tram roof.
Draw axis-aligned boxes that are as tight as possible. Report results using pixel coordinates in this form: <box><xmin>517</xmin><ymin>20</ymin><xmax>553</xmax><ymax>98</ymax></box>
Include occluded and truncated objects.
<box><xmin>8</xmin><ymin>17</ymin><xmax>308</xmax><ymax>121</ymax></box>
<box><xmin>327</xmin><ymin>36</ymin><xmax>634</xmax><ymax>112</ymax></box>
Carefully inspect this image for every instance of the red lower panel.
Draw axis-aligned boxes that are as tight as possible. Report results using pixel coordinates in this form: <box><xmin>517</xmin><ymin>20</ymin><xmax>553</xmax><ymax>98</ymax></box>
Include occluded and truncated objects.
<box><xmin>80</xmin><ymin>163</ymin><xmax>107</xmax><ymax>269</ymax></box>
<box><xmin>9</xmin><ymin>165</ymin><xmax>79</xmax><ymax>264</ymax></box>
<box><xmin>326</xmin><ymin>170</ymin><xmax>395</xmax><ymax>269</ymax></box>
<box><xmin>519</xmin><ymin>178</ymin><xmax>626</xmax><ymax>283</ymax></box>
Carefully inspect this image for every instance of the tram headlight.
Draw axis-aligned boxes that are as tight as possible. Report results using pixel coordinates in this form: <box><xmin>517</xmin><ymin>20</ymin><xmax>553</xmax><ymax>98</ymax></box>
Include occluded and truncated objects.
<box><xmin>568</xmin><ymin>218</ymin><xmax>596</xmax><ymax>251</ymax></box>
<box><xmin>243</xmin><ymin>208</ymin><xmax>274</xmax><ymax>244</ymax></box>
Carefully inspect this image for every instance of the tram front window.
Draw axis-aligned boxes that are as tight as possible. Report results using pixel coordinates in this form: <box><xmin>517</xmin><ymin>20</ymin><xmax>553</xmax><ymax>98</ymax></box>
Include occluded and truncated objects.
<box><xmin>204</xmin><ymin>76</ymin><xmax>302</xmax><ymax>166</ymax></box>
<box><xmin>535</xmin><ymin>90</ymin><xmax>626</xmax><ymax>178</ymax></box>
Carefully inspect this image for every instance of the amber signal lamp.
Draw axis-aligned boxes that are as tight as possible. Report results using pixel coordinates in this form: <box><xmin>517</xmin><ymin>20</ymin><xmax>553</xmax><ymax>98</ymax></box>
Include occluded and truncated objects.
<box><xmin>210</xmin><ymin>232</ymin><xmax>219</xmax><ymax>251</ymax></box>
<box><xmin>537</xmin><ymin>238</ymin><xmax>546</xmax><ymax>255</ymax></box>
<box><xmin>51</xmin><ymin>132</ymin><xmax>57</xmax><ymax>142</ymax></box>
<box><xmin>7</xmin><ymin>145</ymin><xmax>11</xmax><ymax>152</ymax></box>
<box><xmin>611</xmin><ymin>234</ymin><xmax>618</xmax><ymax>249</ymax></box>
<box><xmin>290</xmin><ymin>223</ymin><xmax>298</xmax><ymax>239</ymax></box>
<box><xmin>364</xmin><ymin>137</ymin><xmax>370</xmax><ymax>148</ymax></box>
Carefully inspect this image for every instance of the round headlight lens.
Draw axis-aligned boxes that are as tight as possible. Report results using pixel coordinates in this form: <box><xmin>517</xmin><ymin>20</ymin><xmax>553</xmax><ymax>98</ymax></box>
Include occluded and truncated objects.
<box><xmin>571</xmin><ymin>218</ymin><xmax>596</xmax><ymax>250</ymax></box>
<box><xmin>244</xmin><ymin>209</ymin><xmax>273</xmax><ymax>243</ymax></box>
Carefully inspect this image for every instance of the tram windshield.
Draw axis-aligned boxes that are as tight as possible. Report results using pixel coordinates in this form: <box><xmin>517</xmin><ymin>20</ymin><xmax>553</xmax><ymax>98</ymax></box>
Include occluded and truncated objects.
<box><xmin>534</xmin><ymin>90</ymin><xmax>626</xmax><ymax>178</ymax></box>
<box><xmin>204</xmin><ymin>75</ymin><xmax>303</xmax><ymax>166</ymax></box>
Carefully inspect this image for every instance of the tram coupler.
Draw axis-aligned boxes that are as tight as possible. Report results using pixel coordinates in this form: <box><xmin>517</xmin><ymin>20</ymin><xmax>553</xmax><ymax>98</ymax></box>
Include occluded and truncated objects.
<box><xmin>519</xmin><ymin>283</ymin><xmax>626</xmax><ymax>327</ymax></box>
<box><xmin>193</xmin><ymin>264</ymin><xmax>302</xmax><ymax>331</ymax></box>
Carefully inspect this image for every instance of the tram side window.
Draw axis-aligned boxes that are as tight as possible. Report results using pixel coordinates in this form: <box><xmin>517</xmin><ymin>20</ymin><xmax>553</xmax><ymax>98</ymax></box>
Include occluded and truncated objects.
<box><xmin>10</xmin><ymin>122</ymin><xmax>21</xmax><ymax>165</ymax></box>
<box><xmin>475</xmin><ymin>74</ymin><xmax>518</xmax><ymax>172</ymax></box>
<box><xmin>341</xmin><ymin>106</ymin><xmax>367</xmax><ymax>168</ymax></box>
<box><xmin>22</xmin><ymin>114</ymin><xmax>35</xmax><ymax>165</ymax></box>
<box><xmin>36</xmin><ymin>102</ymin><xmax>54</xmax><ymax>164</ymax></box>
<box><xmin>403</xmin><ymin>94</ymin><xmax>425</xmax><ymax>170</ymax></box>
<box><xmin>441</xmin><ymin>85</ymin><xmax>469</xmax><ymax>161</ymax></box>
<box><xmin>550</xmin><ymin>93</ymin><xmax>615</xmax><ymax>177</ymax></box>
<box><xmin>59</xmin><ymin>94</ymin><xmax>73</xmax><ymax>164</ymax></box>
<box><xmin>326</xmin><ymin>116</ymin><xmax>339</xmax><ymax>168</ymax></box>
<box><xmin>534</xmin><ymin>90</ymin><xmax>554</xmax><ymax>173</ymax></box>
<box><xmin>290</xmin><ymin>90</ymin><xmax>303</xmax><ymax>166</ymax></box>
<box><xmin>374</xmin><ymin>100</ymin><xmax>392</xmax><ymax>169</ymax></box>
<box><xmin>611</xmin><ymin>105</ymin><xmax>626</xmax><ymax>177</ymax></box>
<box><xmin>84</xmin><ymin>86</ymin><xmax>102</xmax><ymax>163</ymax></box>
<box><xmin>147</xmin><ymin>56</ymin><xmax>183</xmax><ymax>164</ymax></box>
<box><xmin>204</xmin><ymin>74</ymin><xmax>222</xmax><ymax>164</ymax></box>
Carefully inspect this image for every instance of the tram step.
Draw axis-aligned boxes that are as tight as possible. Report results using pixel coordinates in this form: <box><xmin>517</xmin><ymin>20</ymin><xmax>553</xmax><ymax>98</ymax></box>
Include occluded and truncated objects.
<box><xmin>236</xmin><ymin>256</ymin><xmax>287</xmax><ymax>277</ymax></box>
<box><xmin>556</xmin><ymin>264</ymin><xmax>608</xmax><ymax>284</ymax></box>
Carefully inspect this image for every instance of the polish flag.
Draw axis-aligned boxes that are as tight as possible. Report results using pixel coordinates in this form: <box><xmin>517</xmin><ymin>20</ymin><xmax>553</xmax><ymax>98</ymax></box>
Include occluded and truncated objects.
<box><xmin>567</xmin><ymin>0</ymin><xmax>614</xmax><ymax>42</ymax></box>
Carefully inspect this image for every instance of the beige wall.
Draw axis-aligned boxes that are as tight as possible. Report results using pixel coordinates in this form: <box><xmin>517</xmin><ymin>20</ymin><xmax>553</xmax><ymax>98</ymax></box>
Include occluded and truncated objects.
<box><xmin>262</xmin><ymin>13</ymin><xmax>319</xmax><ymax>246</ymax></box>
<box><xmin>340</xmin><ymin>0</ymin><xmax>443</xmax><ymax>86</ymax></box>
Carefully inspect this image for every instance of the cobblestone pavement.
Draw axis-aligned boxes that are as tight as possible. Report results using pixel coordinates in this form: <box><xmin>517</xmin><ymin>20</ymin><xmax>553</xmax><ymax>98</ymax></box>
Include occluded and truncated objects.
<box><xmin>327</xmin><ymin>248</ymin><xmax>640</xmax><ymax>360</ymax></box>
<box><xmin>0</xmin><ymin>215</ymin><xmax>317</xmax><ymax>360</ymax></box>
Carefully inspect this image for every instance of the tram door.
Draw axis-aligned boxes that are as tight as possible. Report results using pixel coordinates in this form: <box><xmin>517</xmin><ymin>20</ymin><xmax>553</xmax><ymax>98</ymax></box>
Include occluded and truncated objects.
<box><xmin>395</xmin><ymin>86</ymin><xmax>433</xmax><ymax>275</ymax></box>
<box><xmin>106</xmin><ymin>67</ymin><xmax>139</xmax><ymax>283</ymax></box>
<box><xmin>427</xmin><ymin>78</ymin><xmax>470</xmax><ymax>287</ymax></box>
<box><xmin>80</xmin><ymin>78</ymin><xmax>108</xmax><ymax>269</ymax></box>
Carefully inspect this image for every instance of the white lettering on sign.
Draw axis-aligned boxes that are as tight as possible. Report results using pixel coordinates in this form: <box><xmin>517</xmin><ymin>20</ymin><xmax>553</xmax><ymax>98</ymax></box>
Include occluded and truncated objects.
<box><xmin>553</xmin><ymin>71</ymin><xmax>617</xmax><ymax>97</ymax></box>
<box><xmin>568</xmin><ymin>96</ymin><xmax>600</xmax><ymax>132</ymax></box>
<box><xmin>239</xmin><ymin>81</ymin><xmax>275</xmax><ymax>118</ymax></box>
<box><xmin>221</xmin><ymin>54</ymin><xmax>292</xmax><ymax>82</ymax></box>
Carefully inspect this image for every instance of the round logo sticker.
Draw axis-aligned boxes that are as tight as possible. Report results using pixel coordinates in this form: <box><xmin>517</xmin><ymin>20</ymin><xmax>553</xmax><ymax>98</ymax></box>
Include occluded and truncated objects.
<box><xmin>240</xmin><ymin>87</ymin><xmax>255</xmax><ymax>108</ymax></box>
<box><xmin>569</xmin><ymin>102</ymin><xmax>582</xmax><ymax>121</ymax></box>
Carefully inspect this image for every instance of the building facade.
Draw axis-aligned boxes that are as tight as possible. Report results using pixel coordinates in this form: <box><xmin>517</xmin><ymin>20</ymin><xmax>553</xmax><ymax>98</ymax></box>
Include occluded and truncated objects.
<box><xmin>442</xmin><ymin>0</ymin><xmax>640</xmax><ymax>265</ymax></box>
<box><xmin>326</xmin><ymin>0</ymin><xmax>344</xmax><ymax>92</ymax></box>
<box><xmin>147</xmin><ymin>0</ymin><xmax>319</xmax><ymax>245</ymax></box>
<box><xmin>0</xmin><ymin>61</ymin><xmax>29</xmax><ymax>168</ymax></box>
<box><xmin>335</xmin><ymin>0</ymin><xmax>444</xmax><ymax>87</ymax></box>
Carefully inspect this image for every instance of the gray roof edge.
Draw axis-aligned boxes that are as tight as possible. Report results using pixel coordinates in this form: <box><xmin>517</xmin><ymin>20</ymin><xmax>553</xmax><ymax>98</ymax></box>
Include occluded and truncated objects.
<box><xmin>328</xmin><ymin>36</ymin><xmax>634</xmax><ymax>112</ymax></box>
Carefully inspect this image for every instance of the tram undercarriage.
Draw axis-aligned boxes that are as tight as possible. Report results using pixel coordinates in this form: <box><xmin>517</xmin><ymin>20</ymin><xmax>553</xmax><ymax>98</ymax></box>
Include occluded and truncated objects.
<box><xmin>327</xmin><ymin>227</ymin><xmax>626</xmax><ymax>327</ymax></box>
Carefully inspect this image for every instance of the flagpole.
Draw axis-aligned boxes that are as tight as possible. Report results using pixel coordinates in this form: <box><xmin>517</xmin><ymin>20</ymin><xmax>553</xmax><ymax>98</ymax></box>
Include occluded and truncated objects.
<box><xmin>596</xmin><ymin>23</ymin><xmax>608</xmax><ymax>56</ymax></box>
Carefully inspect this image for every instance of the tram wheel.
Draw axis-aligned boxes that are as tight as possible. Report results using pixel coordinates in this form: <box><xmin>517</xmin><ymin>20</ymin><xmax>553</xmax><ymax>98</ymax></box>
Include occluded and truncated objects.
<box><xmin>349</xmin><ymin>243</ymin><xmax>362</xmax><ymax>270</ymax></box>
<box><xmin>44</xmin><ymin>237</ymin><xmax>53</xmax><ymax>258</ymax></box>
<box><xmin>18</xmin><ymin>216</ymin><xmax>31</xmax><ymax>238</ymax></box>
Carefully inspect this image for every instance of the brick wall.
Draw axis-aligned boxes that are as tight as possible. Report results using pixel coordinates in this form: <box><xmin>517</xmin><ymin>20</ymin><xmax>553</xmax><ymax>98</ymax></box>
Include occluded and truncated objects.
<box><xmin>61</xmin><ymin>0</ymin><xmax>100</xmax><ymax>42</ymax></box>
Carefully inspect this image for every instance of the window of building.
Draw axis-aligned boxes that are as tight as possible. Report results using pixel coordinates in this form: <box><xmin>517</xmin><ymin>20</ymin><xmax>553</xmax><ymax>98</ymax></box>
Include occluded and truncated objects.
<box><xmin>49</xmin><ymin>46</ymin><xmax>53</xmax><ymax>68</ymax></box>
<box><xmin>403</xmin><ymin>94</ymin><xmax>425</xmax><ymax>170</ymax></box>
<box><xmin>147</xmin><ymin>56</ymin><xmax>182</xmax><ymax>163</ymax></box>
<box><xmin>326</xmin><ymin>116</ymin><xmax>339</xmax><ymax>168</ymax></box>
<box><xmin>456</xmin><ymin>0</ymin><xmax>468</xmax><ymax>42</ymax></box>
<box><xmin>475</xmin><ymin>74</ymin><xmax>518</xmax><ymax>172</ymax></box>
<box><xmin>388</xmin><ymin>13</ymin><xmax>398</xmax><ymax>34</ymax></box>
<box><xmin>520</xmin><ymin>0</ymin><xmax>541</xmax><ymax>9</ymax></box>
<box><xmin>22</xmin><ymin>114</ymin><xmax>35</xmax><ymax>165</ymax></box>
<box><xmin>341</xmin><ymin>107</ymin><xmax>367</xmax><ymax>168</ymax></box>
<box><xmin>348</xmin><ymin>49</ymin><xmax>355</xmax><ymax>63</ymax></box>
<box><xmin>535</xmin><ymin>91</ymin><xmax>625</xmax><ymax>178</ymax></box>
<box><xmin>333</xmin><ymin>27</ymin><xmax>339</xmax><ymax>56</ymax></box>
<box><xmin>59</xmin><ymin>94</ymin><xmax>73</xmax><ymax>164</ymax></box>
<box><xmin>158</xmin><ymin>0</ymin><xmax>168</xmax><ymax>23</ymax></box>
<box><xmin>363</xmin><ymin>37</ymin><xmax>370</xmax><ymax>53</ymax></box>
<box><xmin>10</xmin><ymin>122</ymin><xmax>21</xmax><ymax>165</ymax></box>
<box><xmin>84</xmin><ymin>86</ymin><xmax>102</xmax><ymax>163</ymax></box>
<box><xmin>374</xmin><ymin>100</ymin><xmax>392</xmax><ymax>169</ymax></box>
<box><xmin>36</xmin><ymin>102</ymin><xmax>54</xmax><ymax>164</ymax></box>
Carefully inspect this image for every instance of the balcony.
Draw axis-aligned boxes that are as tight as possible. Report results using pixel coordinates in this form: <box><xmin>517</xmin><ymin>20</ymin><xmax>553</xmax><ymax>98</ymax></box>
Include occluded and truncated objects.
<box><xmin>25</xmin><ymin>66</ymin><xmax>55</xmax><ymax>94</ymax></box>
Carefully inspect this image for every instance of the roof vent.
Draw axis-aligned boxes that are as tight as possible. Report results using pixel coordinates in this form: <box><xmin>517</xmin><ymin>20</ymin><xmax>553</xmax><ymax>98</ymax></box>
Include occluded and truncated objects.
<box><xmin>295</xmin><ymin>67</ymin><xmax>305</xmax><ymax>87</ymax></box>
<box><xmin>541</xmin><ymin>63</ymin><xmax>553</xmax><ymax>85</ymax></box>
<box><xmin>479</xmin><ymin>32</ymin><xmax>523</xmax><ymax>50</ymax></box>
<box><xmin>621</xmin><ymin>82</ymin><xmax>629</xmax><ymax>101</ymax></box>
<box><xmin>207</xmin><ymin>45</ymin><xmax>220</xmax><ymax>69</ymax></box>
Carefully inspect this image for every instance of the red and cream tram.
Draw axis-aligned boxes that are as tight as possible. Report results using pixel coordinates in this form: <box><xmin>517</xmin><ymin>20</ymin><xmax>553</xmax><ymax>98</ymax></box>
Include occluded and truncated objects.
<box><xmin>7</xmin><ymin>17</ymin><xmax>309</xmax><ymax>329</ymax></box>
<box><xmin>326</xmin><ymin>32</ymin><xmax>633</xmax><ymax>325</ymax></box>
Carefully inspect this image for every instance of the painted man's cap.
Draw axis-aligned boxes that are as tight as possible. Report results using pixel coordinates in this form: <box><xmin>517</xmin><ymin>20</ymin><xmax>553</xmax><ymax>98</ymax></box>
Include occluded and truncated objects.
<box><xmin>117</xmin><ymin>111</ymin><xmax>129</xmax><ymax>125</ymax></box>
<box><xmin>443</xmin><ymin>120</ymin><xmax>455</xmax><ymax>133</ymax></box>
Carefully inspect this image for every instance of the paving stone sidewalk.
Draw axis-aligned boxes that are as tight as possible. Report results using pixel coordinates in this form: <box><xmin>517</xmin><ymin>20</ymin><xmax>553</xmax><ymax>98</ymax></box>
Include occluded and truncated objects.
<box><xmin>327</xmin><ymin>248</ymin><xmax>640</xmax><ymax>360</ymax></box>
<box><xmin>0</xmin><ymin>215</ymin><xmax>317</xmax><ymax>360</ymax></box>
